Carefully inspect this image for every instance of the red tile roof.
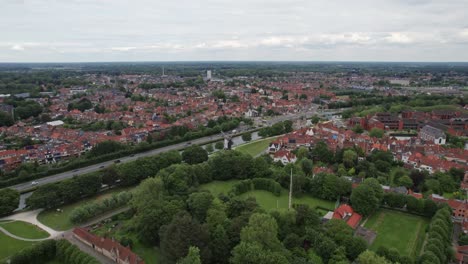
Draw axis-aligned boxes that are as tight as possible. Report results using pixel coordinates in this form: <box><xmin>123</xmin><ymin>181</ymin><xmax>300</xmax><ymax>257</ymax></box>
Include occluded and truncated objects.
<box><xmin>73</xmin><ymin>228</ymin><xmax>145</xmax><ymax>264</ymax></box>
<box><xmin>332</xmin><ymin>204</ymin><xmax>362</xmax><ymax>229</ymax></box>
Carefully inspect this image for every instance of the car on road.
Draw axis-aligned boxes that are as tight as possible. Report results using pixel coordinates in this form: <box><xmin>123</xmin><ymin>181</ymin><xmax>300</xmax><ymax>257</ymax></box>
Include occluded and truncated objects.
<box><xmin>73</xmin><ymin>169</ymin><xmax>79</xmax><ymax>172</ymax></box>
<box><xmin>185</xmin><ymin>142</ymin><xmax>192</xmax><ymax>145</ymax></box>
<box><xmin>129</xmin><ymin>154</ymin><xmax>135</xmax><ymax>157</ymax></box>
<box><xmin>31</xmin><ymin>181</ymin><xmax>39</xmax><ymax>186</ymax></box>
<box><xmin>114</xmin><ymin>160</ymin><xmax>121</xmax><ymax>163</ymax></box>
<box><xmin>99</xmin><ymin>165</ymin><xmax>105</xmax><ymax>169</ymax></box>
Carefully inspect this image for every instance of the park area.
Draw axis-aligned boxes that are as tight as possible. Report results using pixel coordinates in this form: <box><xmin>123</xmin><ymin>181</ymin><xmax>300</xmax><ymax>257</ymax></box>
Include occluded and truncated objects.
<box><xmin>235</xmin><ymin>137</ymin><xmax>277</xmax><ymax>157</ymax></box>
<box><xmin>200</xmin><ymin>180</ymin><xmax>336</xmax><ymax>214</ymax></box>
<box><xmin>37</xmin><ymin>187</ymin><xmax>131</xmax><ymax>231</ymax></box>
<box><xmin>0</xmin><ymin>220</ymin><xmax>49</xmax><ymax>239</ymax></box>
<box><xmin>364</xmin><ymin>209</ymin><xmax>429</xmax><ymax>258</ymax></box>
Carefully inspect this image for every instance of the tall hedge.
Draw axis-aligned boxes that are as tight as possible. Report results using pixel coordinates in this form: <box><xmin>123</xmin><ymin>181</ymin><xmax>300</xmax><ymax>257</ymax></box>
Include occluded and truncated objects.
<box><xmin>229</xmin><ymin>178</ymin><xmax>281</xmax><ymax>196</ymax></box>
<box><xmin>419</xmin><ymin>207</ymin><xmax>453</xmax><ymax>264</ymax></box>
<box><xmin>56</xmin><ymin>239</ymin><xmax>100</xmax><ymax>264</ymax></box>
<box><xmin>69</xmin><ymin>191</ymin><xmax>132</xmax><ymax>224</ymax></box>
<box><xmin>10</xmin><ymin>239</ymin><xmax>56</xmax><ymax>264</ymax></box>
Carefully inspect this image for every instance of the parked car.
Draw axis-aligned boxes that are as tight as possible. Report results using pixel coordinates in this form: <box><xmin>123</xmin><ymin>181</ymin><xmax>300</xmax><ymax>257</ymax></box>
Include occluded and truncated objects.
<box><xmin>114</xmin><ymin>160</ymin><xmax>121</xmax><ymax>163</ymax></box>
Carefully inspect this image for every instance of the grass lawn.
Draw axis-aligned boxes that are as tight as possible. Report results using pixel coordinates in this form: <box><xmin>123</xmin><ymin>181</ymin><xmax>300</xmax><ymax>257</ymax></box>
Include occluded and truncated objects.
<box><xmin>0</xmin><ymin>220</ymin><xmax>49</xmax><ymax>239</ymax></box>
<box><xmin>200</xmin><ymin>180</ymin><xmax>336</xmax><ymax>212</ymax></box>
<box><xmin>0</xmin><ymin>232</ymin><xmax>35</xmax><ymax>262</ymax></box>
<box><xmin>364</xmin><ymin>209</ymin><xmax>429</xmax><ymax>258</ymax></box>
<box><xmin>37</xmin><ymin>187</ymin><xmax>132</xmax><ymax>231</ymax></box>
<box><xmin>235</xmin><ymin>137</ymin><xmax>277</xmax><ymax>157</ymax></box>
<box><xmin>92</xmin><ymin>214</ymin><xmax>160</xmax><ymax>263</ymax></box>
<box><xmin>239</xmin><ymin>190</ymin><xmax>335</xmax><ymax>212</ymax></box>
<box><xmin>199</xmin><ymin>180</ymin><xmax>239</xmax><ymax>196</ymax></box>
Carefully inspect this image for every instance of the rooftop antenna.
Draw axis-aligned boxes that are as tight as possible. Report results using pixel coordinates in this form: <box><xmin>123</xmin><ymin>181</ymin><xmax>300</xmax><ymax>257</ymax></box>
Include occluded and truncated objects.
<box><xmin>288</xmin><ymin>168</ymin><xmax>293</xmax><ymax>210</ymax></box>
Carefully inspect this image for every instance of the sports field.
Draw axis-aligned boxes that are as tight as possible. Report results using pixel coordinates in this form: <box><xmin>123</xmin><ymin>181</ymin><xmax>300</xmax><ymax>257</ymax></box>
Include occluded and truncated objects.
<box><xmin>364</xmin><ymin>209</ymin><xmax>429</xmax><ymax>258</ymax></box>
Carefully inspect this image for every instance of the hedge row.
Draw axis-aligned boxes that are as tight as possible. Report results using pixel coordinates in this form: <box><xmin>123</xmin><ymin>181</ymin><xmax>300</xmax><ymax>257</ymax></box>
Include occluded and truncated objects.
<box><xmin>26</xmin><ymin>151</ymin><xmax>181</xmax><ymax>209</ymax></box>
<box><xmin>419</xmin><ymin>207</ymin><xmax>454</xmax><ymax>264</ymax></box>
<box><xmin>382</xmin><ymin>192</ymin><xmax>438</xmax><ymax>217</ymax></box>
<box><xmin>9</xmin><ymin>240</ymin><xmax>56</xmax><ymax>264</ymax></box>
<box><xmin>55</xmin><ymin>239</ymin><xmax>100</xmax><ymax>264</ymax></box>
<box><xmin>9</xmin><ymin>239</ymin><xmax>99</xmax><ymax>264</ymax></box>
<box><xmin>70</xmin><ymin>191</ymin><xmax>132</xmax><ymax>224</ymax></box>
<box><xmin>229</xmin><ymin>178</ymin><xmax>282</xmax><ymax>196</ymax></box>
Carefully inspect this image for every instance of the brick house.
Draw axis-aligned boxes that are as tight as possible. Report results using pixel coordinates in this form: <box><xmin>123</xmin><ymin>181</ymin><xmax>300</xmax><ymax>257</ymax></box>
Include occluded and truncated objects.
<box><xmin>73</xmin><ymin>228</ymin><xmax>145</xmax><ymax>264</ymax></box>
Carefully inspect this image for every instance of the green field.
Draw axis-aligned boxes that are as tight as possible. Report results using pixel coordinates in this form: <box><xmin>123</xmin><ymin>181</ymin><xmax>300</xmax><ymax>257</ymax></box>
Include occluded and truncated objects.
<box><xmin>0</xmin><ymin>232</ymin><xmax>35</xmax><ymax>262</ymax></box>
<box><xmin>37</xmin><ymin>187</ymin><xmax>131</xmax><ymax>231</ymax></box>
<box><xmin>200</xmin><ymin>180</ymin><xmax>335</xmax><ymax>213</ymax></box>
<box><xmin>199</xmin><ymin>180</ymin><xmax>239</xmax><ymax>196</ymax></box>
<box><xmin>235</xmin><ymin>137</ymin><xmax>277</xmax><ymax>157</ymax></box>
<box><xmin>364</xmin><ymin>209</ymin><xmax>429</xmax><ymax>258</ymax></box>
<box><xmin>0</xmin><ymin>220</ymin><xmax>49</xmax><ymax>239</ymax></box>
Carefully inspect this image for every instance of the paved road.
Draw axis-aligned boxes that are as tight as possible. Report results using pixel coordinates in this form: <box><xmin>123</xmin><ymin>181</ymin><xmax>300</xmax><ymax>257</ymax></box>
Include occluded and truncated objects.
<box><xmin>11</xmin><ymin>110</ymin><xmax>328</xmax><ymax>192</ymax></box>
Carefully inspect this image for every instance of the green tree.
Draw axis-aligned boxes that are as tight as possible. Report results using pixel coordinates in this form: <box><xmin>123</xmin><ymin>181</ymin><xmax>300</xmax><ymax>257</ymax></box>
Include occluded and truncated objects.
<box><xmin>0</xmin><ymin>111</ymin><xmax>14</xmax><ymax>126</ymax></box>
<box><xmin>205</xmin><ymin>144</ymin><xmax>214</xmax><ymax>153</ymax></box>
<box><xmin>296</xmin><ymin>147</ymin><xmax>309</xmax><ymax>160</ymax></box>
<box><xmin>187</xmin><ymin>191</ymin><xmax>214</xmax><ymax>223</ymax></box>
<box><xmin>350</xmin><ymin>182</ymin><xmax>381</xmax><ymax>216</ymax></box>
<box><xmin>343</xmin><ymin>149</ymin><xmax>357</xmax><ymax>168</ymax></box>
<box><xmin>311</xmin><ymin>141</ymin><xmax>334</xmax><ymax>164</ymax></box>
<box><xmin>357</xmin><ymin>250</ymin><xmax>391</xmax><ymax>264</ymax></box>
<box><xmin>0</xmin><ymin>188</ymin><xmax>20</xmax><ymax>216</ymax></box>
<box><xmin>182</xmin><ymin>145</ymin><xmax>208</xmax><ymax>164</ymax></box>
<box><xmin>397</xmin><ymin>175</ymin><xmax>413</xmax><ymax>188</ymax></box>
<box><xmin>369</xmin><ymin>128</ymin><xmax>384</xmax><ymax>138</ymax></box>
<box><xmin>300</xmin><ymin>158</ymin><xmax>313</xmax><ymax>176</ymax></box>
<box><xmin>231</xmin><ymin>241</ymin><xmax>289</xmax><ymax>264</ymax></box>
<box><xmin>160</xmin><ymin>211</ymin><xmax>212</xmax><ymax>263</ymax></box>
<box><xmin>352</xmin><ymin>125</ymin><xmax>364</xmax><ymax>134</ymax></box>
<box><xmin>209</xmin><ymin>225</ymin><xmax>230</xmax><ymax>264</ymax></box>
<box><xmin>215</xmin><ymin>141</ymin><xmax>224</xmax><ymax>150</ymax></box>
<box><xmin>242</xmin><ymin>132</ymin><xmax>252</xmax><ymax>142</ymax></box>
<box><xmin>177</xmin><ymin>246</ymin><xmax>201</xmax><ymax>264</ymax></box>
<box><xmin>131</xmin><ymin>177</ymin><xmax>185</xmax><ymax>244</ymax></box>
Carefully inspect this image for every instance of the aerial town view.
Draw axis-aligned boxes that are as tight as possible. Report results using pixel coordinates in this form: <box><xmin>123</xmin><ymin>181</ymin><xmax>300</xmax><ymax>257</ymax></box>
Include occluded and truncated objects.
<box><xmin>0</xmin><ymin>1</ymin><xmax>467</xmax><ymax>264</ymax></box>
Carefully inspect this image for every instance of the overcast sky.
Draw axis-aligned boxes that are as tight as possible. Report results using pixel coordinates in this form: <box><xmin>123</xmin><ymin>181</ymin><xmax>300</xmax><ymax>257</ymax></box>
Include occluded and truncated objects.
<box><xmin>1</xmin><ymin>0</ymin><xmax>467</xmax><ymax>62</ymax></box>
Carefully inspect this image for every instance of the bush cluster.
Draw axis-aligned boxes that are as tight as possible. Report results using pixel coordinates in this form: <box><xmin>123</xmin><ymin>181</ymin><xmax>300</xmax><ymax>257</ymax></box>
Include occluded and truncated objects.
<box><xmin>69</xmin><ymin>191</ymin><xmax>132</xmax><ymax>224</ymax></box>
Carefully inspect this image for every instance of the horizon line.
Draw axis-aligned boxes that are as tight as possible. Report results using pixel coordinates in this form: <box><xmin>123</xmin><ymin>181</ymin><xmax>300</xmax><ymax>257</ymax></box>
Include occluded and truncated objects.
<box><xmin>1</xmin><ymin>60</ymin><xmax>468</xmax><ymax>64</ymax></box>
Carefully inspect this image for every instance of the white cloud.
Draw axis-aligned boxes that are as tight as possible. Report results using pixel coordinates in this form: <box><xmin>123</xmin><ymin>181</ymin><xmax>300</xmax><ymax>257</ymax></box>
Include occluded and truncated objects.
<box><xmin>111</xmin><ymin>47</ymin><xmax>137</xmax><ymax>51</ymax></box>
<box><xmin>0</xmin><ymin>0</ymin><xmax>467</xmax><ymax>61</ymax></box>
<box><xmin>11</xmin><ymin>44</ymin><xmax>25</xmax><ymax>51</ymax></box>
<box><xmin>384</xmin><ymin>32</ymin><xmax>413</xmax><ymax>44</ymax></box>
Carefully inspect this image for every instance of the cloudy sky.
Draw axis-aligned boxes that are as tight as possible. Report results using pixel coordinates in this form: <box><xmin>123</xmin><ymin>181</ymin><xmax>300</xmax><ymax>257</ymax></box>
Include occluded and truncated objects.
<box><xmin>1</xmin><ymin>0</ymin><xmax>467</xmax><ymax>62</ymax></box>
